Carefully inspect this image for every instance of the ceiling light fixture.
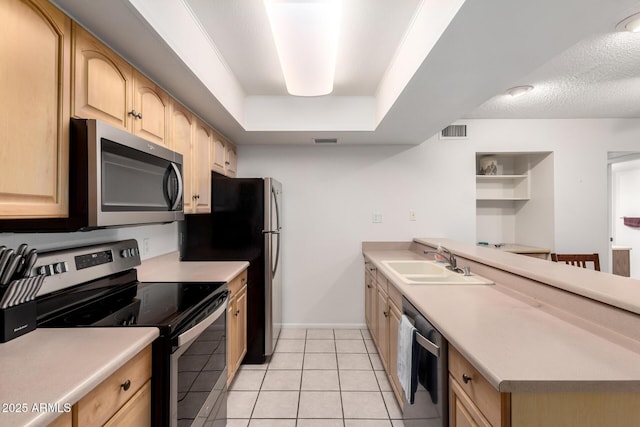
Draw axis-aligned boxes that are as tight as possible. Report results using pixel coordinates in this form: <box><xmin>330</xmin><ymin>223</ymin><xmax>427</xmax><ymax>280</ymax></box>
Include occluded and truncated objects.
<box><xmin>616</xmin><ymin>12</ymin><xmax>640</xmax><ymax>32</ymax></box>
<box><xmin>506</xmin><ymin>85</ymin><xmax>534</xmax><ymax>97</ymax></box>
<box><xmin>264</xmin><ymin>0</ymin><xmax>341</xmax><ymax>97</ymax></box>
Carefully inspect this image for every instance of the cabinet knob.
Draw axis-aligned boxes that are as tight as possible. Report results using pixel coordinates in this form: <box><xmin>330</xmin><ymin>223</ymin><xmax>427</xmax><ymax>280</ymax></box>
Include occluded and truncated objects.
<box><xmin>128</xmin><ymin>110</ymin><xmax>138</xmax><ymax>117</ymax></box>
<box><xmin>137</xmin><ymin>112</ymin><xmax>143</xmax><ymax>119</ymax></box>
<box><xmin>225</xmin><ymin>161</ymin><xmax>230</xmax><ymax>165</ymax></box>
<box><xmin>367</xmin><ymin>284</ymin><xmax>372</xmax><ymax>288</ymax></box>
<box><xmin>234</xmin><ymin>309</ymin><xmax>240</xmax><ymax>316</ymax></box>
<box><xmin>121</xmin><ymin>379</ymin><xmax>132</xmax><ymax>391</ymax></box>
<box><xmin>462</xmin><ymin>374</ymin><xmax>472</xmax><ymax>384</ymax></box>
<box><xmin>383</xmin><ymin>311</ymin><xmax>389</xmax><ymax>317</ymax></box>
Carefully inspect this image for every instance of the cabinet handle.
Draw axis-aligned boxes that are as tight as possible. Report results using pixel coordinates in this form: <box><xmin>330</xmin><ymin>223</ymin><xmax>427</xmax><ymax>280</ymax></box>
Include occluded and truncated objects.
<box><xmin>462</xmin><ymin>374</ymin><xmax>472</xmax><ymax>384</ymax></box>
<box><xmin>121</xmin><ymin>379</ymin><xmax>132</xmax><ymax>391</ymax></box>
<box><xmin>371</xmin><ymin>267</ymin><xmax>377</xmax><ymax>271</ymax></box>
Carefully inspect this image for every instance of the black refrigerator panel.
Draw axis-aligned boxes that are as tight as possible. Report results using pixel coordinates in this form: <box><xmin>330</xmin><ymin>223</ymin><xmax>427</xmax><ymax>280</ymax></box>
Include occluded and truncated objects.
<box><xmin>179</xmin><ymin>176</ymin><xmax>268</xmax><ymax>363</ymax></box>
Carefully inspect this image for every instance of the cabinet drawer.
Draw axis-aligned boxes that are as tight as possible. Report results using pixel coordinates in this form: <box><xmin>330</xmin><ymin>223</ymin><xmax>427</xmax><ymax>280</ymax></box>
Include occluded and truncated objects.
<box><xmin>448</xmin><ymin>345</ymin><xmax>509</xmax><ymax>427</ymax></box>
<box><xmin>375</xmin><ymin>273</ymin><xmax>388</xmax><ymax>294</ymax></box>
<box><xmin>387</xmin><ymin>281</ymin><xmax>403</xmax><ymax>311</ymax></box>
<box><xmin>74</xmin><ymin>345</ymin><xmax>152</xmax><ymax>427</ymax></box>
<box><xmin>228</xmin><ymin>269</ymin><xmax>248</xmax><ymax>297</ymax></box>
<box><xmin>103</xmin><ymin>380</ymin><xmax>151</xmax><ymax>427</ymax></box>
<box><xmin>48</xmin><ymin>411</ymin><xmax>72</xmax><ymax>427</ymax></box>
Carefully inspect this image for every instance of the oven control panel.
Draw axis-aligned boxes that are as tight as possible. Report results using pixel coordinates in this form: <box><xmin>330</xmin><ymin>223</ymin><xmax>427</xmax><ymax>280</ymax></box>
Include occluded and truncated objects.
<box><xmin>32</xmin><ymin>239</ymin><xmax>141</xmax><ymax>297</ymax></box>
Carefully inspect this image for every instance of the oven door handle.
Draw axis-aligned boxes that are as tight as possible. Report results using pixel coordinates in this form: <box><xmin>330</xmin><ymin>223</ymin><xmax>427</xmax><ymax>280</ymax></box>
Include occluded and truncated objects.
<box><xmin>177</xmin><ymin>296</ymin><xmax>227</xmax><ymax>347</ymax></box>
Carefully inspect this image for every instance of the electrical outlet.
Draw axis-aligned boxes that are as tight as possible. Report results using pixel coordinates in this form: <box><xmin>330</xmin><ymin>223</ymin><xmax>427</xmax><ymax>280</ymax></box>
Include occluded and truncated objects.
<box><xmin>409</xmin><ymin>210</ymin><xmax>416</xmax><ymax>221</ymax></box>
<box><xmin>142</xmin><ymin>238</ymin><xmax>150</xmax><ymax>255</ymax></box>
<box><xmin>372</xmin><ymin>213</ymin><xmax>383</xmax><ymax>223</ymax></box>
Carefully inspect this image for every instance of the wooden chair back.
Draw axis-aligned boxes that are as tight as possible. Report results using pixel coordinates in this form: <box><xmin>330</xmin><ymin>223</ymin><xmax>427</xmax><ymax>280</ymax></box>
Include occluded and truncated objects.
<box><xmin>550</xmin><ymin>253</ymin><xmax>600</xmax><ymax>271</ymax></box>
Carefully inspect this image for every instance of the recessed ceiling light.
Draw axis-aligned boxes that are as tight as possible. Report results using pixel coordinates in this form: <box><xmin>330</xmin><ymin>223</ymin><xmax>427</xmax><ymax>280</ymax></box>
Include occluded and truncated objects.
<box><xmin>506</xmin><ymin>85</ymin><xmax>534</xmax><ymax>97</ymax></box>
<box><xmin>264</xmin><ymin>0</ymin><xmax>342</xmax><ymax>97</ymax></box>
<box><xmin>616</xmin><ymin>12</ymin><xmax>640</xmax><ymax>32</ymax></box>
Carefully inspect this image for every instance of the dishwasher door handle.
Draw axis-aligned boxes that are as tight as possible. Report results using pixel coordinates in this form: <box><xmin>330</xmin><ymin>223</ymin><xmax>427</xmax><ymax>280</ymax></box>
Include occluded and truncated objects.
<box><xmin>415</xmin><ymin>331</ymin><xmax>440</xmax><ymax>357</ymax></box>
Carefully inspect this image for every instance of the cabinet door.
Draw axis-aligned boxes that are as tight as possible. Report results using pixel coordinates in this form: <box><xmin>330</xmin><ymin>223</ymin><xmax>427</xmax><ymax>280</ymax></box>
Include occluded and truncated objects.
<box><xmin>226</xmin><ymin>143</ymin><xmax>238</xmax><ymax>177</ymax></box>
<box><xmin>388</xmin><ymin>301</ymin><xmax>403</xmax><ymax>404</ymax></box>
<box><xmin>364</xmin><ymin>270</ymin><xmax>373</xmax><ymax>332</ymax></box>
<box><xmin>376</xmin><ymin>285</ymin><xmax>389</xmax><ymax>370</ymax></box>
<box><xmin>170</xmin><ymin>102</ymin><xmax>194</xmax><ymax>213</ymax></box>
<box><xmin>132</xmin><ymin>70</ymin><xmax>170</xmax><ymax>147</ymax></box>
<box><xmin>235</xmin><ymin>285</ymin><xmax>248</xmax><ymax>372</ymax></box>
<box><xmin>194</xmin><ymin>120</ymin><xmax>212</xmax><ymax>213</ymax></box>
<box><xmin>0</xmin><ymin>0</ymin><xmax>70</xmax><ymax>219</ymax></box>
<box><xmin>227</xmin><ymin>295</ymin><xmax>237</xmax><ymax>384</ymax></box>
<box><xmin>72</xmin><ymin>23</ymin><xmax>133</xmax><ymax>131</ymax></box>
<box><xmin>211</xmin><ymin>138</ymin><xmax>226</xmax><ymax>175</ymax></box>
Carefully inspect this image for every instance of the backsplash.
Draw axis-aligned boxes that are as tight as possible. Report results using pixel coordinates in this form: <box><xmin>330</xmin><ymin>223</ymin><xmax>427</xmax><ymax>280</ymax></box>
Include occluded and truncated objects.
<box><xmin>0</xmin><ymin>222</ymin><xmax>178</xmax><ymax>260</ymax></box>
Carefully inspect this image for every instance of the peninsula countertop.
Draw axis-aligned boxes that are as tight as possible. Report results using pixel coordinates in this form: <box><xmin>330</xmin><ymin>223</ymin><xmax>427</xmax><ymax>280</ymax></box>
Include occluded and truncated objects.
<box><xmin>363</xmin><ymin>241</ymin><xmax>640</xmax><ymax>393</ymax></box>
<box><xmin>0</xmin><ymin>327</ymin><xmax>158</xmax><ymax>427</ymax></box>
<box><xmin>137</xmin><ymin>252</ymin><xmax>249</xmax><ymax>283</ymax></box>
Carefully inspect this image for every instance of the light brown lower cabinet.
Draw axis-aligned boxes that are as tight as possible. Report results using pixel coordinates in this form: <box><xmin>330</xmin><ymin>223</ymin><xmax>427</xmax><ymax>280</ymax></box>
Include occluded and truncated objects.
<box><xmin>48</xmin><ymin>412</ymin><xmax>72</xmax><ymax>427</ymax></box>
<box><xmin>364</xmin><ymin>259</ymin><xmax>405</xmax><ymax>407</ymax></box>
<box><xmin>228</xmin><ymin>269</ymin><xmax>248</xmax><ymax>385</ymax></box>
<box><xmin>103</xmin><ymin>381</ymin><xmax>151</xmax><ymax>427</ymax></box>
<box><xmin>45</xmin><ymin>345</ymin><xmax>152</xmax><ymax>427</ymax></box>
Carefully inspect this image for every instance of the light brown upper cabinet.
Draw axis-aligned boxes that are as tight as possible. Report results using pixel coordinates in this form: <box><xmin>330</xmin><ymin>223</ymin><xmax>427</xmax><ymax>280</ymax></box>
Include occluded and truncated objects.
<box><xmin>72</xmin><ymin>24</ymin><xmax>170</xmax><ymax>147</ymax></box>
<box><xmin>193</xmin><ymin>118</ymin><xmax>213</xmax><ymax>213</ymax></box>
<box><xmin>212</xmin><ymin>137</ymin><xmax>238</xmax><ymax>178</ymax></box>
<box><xmin>0</xmin><ymin>0</ymin><xmax>71</xmax><ymax>219</ymax></box>
<box><xmin>131</xmin><ymin>70</ymin><xmax>170</xmax><ymax>147</ymax></box>
<box><xmin>170</xmin><ymin>101</ymin><xmax>194</xmax><ymax>213</ymax></box>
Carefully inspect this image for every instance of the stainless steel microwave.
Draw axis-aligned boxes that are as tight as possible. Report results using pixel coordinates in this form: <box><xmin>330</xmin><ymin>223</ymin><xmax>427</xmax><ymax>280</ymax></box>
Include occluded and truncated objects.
<box><xmin>72</xmin><ymin>118</ymin><xmax>184</xmax><ymax>229</ymax></box>
<box><xmin>0</xmin><ymin>119</ymin><xmax>184</xmax><ymax>232</ymax></box>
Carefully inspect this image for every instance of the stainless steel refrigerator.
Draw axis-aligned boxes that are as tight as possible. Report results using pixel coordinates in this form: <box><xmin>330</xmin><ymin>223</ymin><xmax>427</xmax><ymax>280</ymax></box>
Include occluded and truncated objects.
<box><xmin>179</xmin><ymin>175</ymin><xmax>282</xmax><ymax>363</ymax></box>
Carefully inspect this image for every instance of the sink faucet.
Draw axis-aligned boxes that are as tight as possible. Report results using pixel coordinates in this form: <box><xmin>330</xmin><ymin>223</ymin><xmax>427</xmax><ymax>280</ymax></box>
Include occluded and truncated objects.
<box><xmin>424</xmin><ymin>245</ymin><xmax>464</xmax><ymax>273</ymax></box>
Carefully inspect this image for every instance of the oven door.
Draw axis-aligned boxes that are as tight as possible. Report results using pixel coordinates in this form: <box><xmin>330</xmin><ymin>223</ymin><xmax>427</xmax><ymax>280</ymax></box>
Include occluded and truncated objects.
<box><xmin>170</xmin><ymin>291</ymin><xmax>228</xmax><ymax>427</ymax></box>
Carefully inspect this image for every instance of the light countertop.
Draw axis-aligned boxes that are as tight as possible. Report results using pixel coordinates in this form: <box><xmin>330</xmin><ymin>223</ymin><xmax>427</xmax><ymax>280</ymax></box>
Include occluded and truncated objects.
<box><xmin>363</xmin><ymin>243</ymin><xmax>640</xmax><ymax>393</ymax></box>
<box><xmin>416</xmin><ymin>238</ymin><xmax>640</xmax><ymax>316</ymax></box>
<box><xmin>0</xmin><ymin>327</ymin><xmax>158</xmax><ymax>427</ymax></box>
<box><xmin>137</xmin><ymin>252</ymin><xmax>249</xmax><ymax>283</ymax></box>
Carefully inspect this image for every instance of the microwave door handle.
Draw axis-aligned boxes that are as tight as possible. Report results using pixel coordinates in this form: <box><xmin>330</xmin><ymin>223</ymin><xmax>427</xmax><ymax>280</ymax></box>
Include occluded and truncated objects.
<box><xmin>168</xmin><ymin>162</ymin><xmax>183</xmax><ymax>210</ymax></box>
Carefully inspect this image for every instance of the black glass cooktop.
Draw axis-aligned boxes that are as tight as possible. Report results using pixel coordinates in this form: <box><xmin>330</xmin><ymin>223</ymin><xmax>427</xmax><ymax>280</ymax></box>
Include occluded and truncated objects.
<box><xmin>37</xmin><ymin>269</ymin><xmax>226</xmax><ymax>337</ymax></box>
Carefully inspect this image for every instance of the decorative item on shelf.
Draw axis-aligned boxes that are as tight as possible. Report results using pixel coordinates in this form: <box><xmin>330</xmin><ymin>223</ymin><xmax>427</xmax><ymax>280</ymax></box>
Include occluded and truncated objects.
<box><xmin>623</xmin><ymin>217</ymin><xmax>640</xmax><ymax>228</ymax></box>
<box><xmin>479</xmin><ymin>155</ymin><xmax>498</xmax><ymax>175</ymax></box>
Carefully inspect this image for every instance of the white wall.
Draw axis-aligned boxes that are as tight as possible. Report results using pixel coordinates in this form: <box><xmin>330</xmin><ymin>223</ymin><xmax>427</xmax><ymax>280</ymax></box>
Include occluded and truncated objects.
<box><xmin>239</xmin><ymin>118</ymin><xmax>640</xmax><ymax>327</ymax></box>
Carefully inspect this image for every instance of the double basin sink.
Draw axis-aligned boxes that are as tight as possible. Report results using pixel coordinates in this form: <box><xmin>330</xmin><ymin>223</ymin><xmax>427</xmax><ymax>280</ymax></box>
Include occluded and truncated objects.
<box><xmin>381</xmin><ymin>260</ymin><xmax>494</xmax><ymax>285</ymax></box>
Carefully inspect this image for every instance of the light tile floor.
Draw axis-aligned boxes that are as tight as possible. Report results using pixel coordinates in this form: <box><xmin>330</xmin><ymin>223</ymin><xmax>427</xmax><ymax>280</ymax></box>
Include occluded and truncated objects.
<box><xmin>228</xmin><ymin>328</ymin><xmax>405</xmax><ymax>427</ymax></box>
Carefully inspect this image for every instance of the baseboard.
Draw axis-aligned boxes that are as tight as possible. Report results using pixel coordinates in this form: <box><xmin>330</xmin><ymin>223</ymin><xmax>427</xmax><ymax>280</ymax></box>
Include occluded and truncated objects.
<box><xmin>281</xmin><ymin>323</ymin><xmax>367</xmax><ymax>329</ymax></box>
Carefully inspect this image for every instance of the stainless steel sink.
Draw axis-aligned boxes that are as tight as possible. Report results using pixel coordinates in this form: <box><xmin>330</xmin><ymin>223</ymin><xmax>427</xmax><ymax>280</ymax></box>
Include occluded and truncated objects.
<box><xmin>381</xmin><ymin>260</ymin><xmax>494</xmax><ymax>285</ymax></box>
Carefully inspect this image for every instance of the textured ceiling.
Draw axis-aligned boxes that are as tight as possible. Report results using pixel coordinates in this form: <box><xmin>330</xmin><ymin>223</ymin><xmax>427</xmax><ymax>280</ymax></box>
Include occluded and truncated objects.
<box><xmin>467</xmin><ymin>30</ymin><xmax>640</xmax><ymax>118</ymax></box>
<box><xmin>184</xmin><ymin>0</ymin><xmax>422</xmax><ymax>96</ymax></box>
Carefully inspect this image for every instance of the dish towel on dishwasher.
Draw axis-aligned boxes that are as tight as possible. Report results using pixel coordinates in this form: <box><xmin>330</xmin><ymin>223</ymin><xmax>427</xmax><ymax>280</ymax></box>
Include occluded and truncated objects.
<box><xmin>398</xmin><ymin>314</ymin><xmax>418</xmax><ymax>404</ymax></box>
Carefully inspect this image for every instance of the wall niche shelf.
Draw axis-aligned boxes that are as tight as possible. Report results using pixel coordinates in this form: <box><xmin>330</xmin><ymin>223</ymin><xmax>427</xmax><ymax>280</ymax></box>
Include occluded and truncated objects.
<box><xmin>475</xmin><ymin>151</ymin><xmax>554</xmax><ymax>251</ymax></box>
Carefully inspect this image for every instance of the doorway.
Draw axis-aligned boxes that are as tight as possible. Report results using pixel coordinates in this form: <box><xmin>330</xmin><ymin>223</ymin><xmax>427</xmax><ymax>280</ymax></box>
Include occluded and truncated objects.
<box><xmin>609</xmin><ymin>152</ymin><xmax>640</xmax><ymax>279</ymax></box>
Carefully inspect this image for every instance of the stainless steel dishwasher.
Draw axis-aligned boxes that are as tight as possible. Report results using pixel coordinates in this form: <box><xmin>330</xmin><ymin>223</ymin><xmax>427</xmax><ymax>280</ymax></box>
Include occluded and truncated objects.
<box><xmin>402</xmin><ymin>296</ymin><xmax>448</xmax><ymax>427</ymax></box>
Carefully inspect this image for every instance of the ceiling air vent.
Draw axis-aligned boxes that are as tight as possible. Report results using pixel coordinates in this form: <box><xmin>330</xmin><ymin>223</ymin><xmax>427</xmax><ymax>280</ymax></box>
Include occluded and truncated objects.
<box><xmin>313</xmin><ymin>138</ymin><xmax>338</xmax><ymax>144</ymax></box>
<box><xmin>440</xmin><ymin>125</ymin><xmax>467</xmax><ymax>139</ymax></box>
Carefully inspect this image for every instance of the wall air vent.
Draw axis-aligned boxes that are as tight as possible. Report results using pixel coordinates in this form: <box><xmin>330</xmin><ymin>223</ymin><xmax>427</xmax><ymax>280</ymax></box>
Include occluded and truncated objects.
<box><xmin>313</xmin><ymin>138</ymin><xmax>338</xmax><ymax>144</ymax></box>
<box><xmin>440</xmin><ymin>125</ymin><xmax>467</xmax><ymax>139</ymax></box>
